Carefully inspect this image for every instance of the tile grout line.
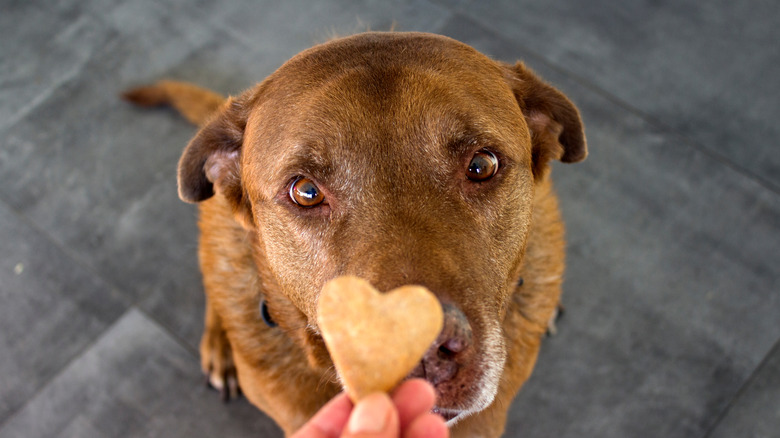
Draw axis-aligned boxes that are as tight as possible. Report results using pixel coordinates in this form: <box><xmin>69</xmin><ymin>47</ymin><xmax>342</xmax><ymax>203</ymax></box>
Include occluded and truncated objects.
<box><xmin>0</xmin><ymin>189</ymin><xmax>206</xmax><ymax>356</ymax></box>
<box><xmin>0</xmin><ymin>16</ymin><xmax>91</xmax><ymax>133</ymax></box>
<box><xmin>0</xmin><ymin>193</ymin><xmax>133</xmax><ymax>432</ymax></box>
<box><xmin>699</xmin><ymin>336</ymin><xmax>780</xmax><ymax>438</ymax></box>
<box><xmin>137</xmin><ymin>306</ymin><xmax>201</xmax><ymax>359</ymax></box>
<box><xmin>0</xmin><ymin>304</ymin><xmax>203</xmax><ymax>433</ymax></box>
<box><xmin>450</xmin><ymin>12</ymin><xmax>780</xmax><ymax>198</ymax></box>
<box><xmin>0</xmin><ymin>194</ymin><xmax>203</xmax><ymax>429</ymax></box>
<box><xmin>0</xmin><ymin>306</ymin><xmax>135</xmax><ymax>433</ymax></box>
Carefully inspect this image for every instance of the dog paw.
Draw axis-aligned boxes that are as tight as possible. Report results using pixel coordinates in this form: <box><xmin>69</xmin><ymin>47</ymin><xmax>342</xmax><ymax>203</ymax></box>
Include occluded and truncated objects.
<box><xmin>200</xmin><ymin>327</ymin><xmax>240</xmax><ymax>401</ymax></box>
<box><xmin>546</xmin><ymin>304</ymin><xmax>565</xmax><ymax>337</ymax></box>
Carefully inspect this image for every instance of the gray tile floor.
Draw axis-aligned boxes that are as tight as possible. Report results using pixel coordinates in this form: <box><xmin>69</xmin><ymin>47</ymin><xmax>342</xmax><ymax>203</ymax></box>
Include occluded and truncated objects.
<box><xmin>1</xmin><ymin>1</ymin><xmax>777</xmax><ymax>437</ymax></box>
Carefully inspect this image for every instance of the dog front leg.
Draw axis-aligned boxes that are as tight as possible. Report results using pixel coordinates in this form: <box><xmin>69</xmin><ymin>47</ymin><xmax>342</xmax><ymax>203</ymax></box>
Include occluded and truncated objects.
<box><xmin>200</xmin><ymin>298</ymin><xmax>240</xmax><ymax>401</ymax></box>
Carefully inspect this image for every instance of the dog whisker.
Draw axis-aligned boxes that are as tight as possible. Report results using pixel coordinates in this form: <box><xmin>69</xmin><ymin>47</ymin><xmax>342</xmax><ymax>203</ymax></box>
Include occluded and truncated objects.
<box><xmin>316</xmin><ymin>365</ymin><xmax>340</xmax><ymax>392</ymax></box>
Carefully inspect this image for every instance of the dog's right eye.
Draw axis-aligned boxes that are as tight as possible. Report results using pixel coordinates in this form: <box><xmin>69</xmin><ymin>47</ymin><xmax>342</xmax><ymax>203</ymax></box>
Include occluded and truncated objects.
<box><xmin>466</xmin><ymin>150</ymin><xmax>499</xmax><ymax>182</ymax></box>
<box><xmin>289</xmin><ymin>177</ymin><xmax>325</xmax><ymax>207</ymax></box>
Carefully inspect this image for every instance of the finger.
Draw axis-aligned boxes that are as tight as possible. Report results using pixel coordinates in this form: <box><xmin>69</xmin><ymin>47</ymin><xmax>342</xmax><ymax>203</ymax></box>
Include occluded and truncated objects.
<box><xmin>403</xmin><ymin>413</ymin><xmax>449</xmax><ymax>438</ymax></box>
<box><xmin>391</xmin><ymin>379</ymin><xmax>437</xmax><ymax>430</ymax></box>
<box><xmin>344</xmin><ymin>392</ymin><xmax>399</xmax><ymax>438</ymax></box>
<box><xmin>290</xmin><ymin>393</ymin><xmax>353</xmax><ymax>438</ymax></box>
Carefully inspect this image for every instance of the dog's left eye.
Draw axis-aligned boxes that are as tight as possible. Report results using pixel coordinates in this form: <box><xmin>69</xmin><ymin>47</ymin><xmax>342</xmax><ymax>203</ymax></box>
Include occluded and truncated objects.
<box><xmin>289</xmin><ymin>177</ymin><xmax>325</xmax><ymax>207</ymax></box>
<box><xmin>466</xmin><ymin>150</ymin><xmax>499</xmax><ymax>181</ymax></box>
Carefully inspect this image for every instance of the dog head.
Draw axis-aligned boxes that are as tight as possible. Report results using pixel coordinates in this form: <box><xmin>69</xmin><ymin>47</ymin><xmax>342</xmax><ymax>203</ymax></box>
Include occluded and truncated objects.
<box><xmin>178</xmin><ymin>32</ymin><xmax>586</xmax><ymax>422</ymax></box>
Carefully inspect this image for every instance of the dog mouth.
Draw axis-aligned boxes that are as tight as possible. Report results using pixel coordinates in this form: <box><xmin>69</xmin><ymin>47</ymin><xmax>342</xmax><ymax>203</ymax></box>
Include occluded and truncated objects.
<box><xmin>405</xmin><ymin>347</ymin><xmax>493</xmax><ymax>426</ymax></box>
<box><xmin>416</xmin><ymin>321</ymin><xmax>506</xmax><ymax>425</ymax></box>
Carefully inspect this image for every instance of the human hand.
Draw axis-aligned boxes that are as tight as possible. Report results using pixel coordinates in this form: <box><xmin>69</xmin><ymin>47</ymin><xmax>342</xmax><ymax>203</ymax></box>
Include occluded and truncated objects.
<box><xmin>291</xmin><ymin>378</ymin><xmax>449</xmax><ymax>438</ymax></box>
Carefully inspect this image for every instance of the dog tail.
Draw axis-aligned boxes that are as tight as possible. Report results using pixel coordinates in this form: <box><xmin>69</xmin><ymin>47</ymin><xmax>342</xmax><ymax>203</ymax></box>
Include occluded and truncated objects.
<box><xmin>122</xmin><ymin>80</ymin><xmax>226</xmax><ymax>127</ymax></box>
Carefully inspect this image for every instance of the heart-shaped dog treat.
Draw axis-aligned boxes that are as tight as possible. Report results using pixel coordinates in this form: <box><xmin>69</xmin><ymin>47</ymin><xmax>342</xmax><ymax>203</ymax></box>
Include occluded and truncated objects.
<box><xmin>318</xmin><ymin>276</ymin><xmax>444</xmax><ymax>401</ymax></box>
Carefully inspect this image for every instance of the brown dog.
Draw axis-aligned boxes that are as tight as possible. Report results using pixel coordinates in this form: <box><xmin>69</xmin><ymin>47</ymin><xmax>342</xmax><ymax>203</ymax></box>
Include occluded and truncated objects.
<box><xmin>124</xmin><ymin>32</ymin><xmax>586</xmax><ymax>437</ymax></box>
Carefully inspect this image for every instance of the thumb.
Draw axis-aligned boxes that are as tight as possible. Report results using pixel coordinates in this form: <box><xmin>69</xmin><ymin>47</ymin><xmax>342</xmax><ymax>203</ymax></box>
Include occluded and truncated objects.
<box><xmin>343</xmin><ymin>393</ymin><xmax>399</xmax><ymax>438</ymax></box>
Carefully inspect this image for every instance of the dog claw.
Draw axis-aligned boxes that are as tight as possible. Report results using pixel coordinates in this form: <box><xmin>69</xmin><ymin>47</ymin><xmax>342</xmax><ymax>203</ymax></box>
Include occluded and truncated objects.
<box><xmin>228</xmin><ymin>375</ymin><xmax>240</xmax><ymax>400</ymax></box>
<box><xmin>217</xmin><ymin>374</ymin><xmax>240</xmax><ymax>402</ymax></box>
<box><xmin>546</xmin><ymin>304</ymin><xmax>565</xmax><ymax>337</ymax></box>
<box><xmin>204</xmin><ymin>368</ymin><xmax>240</xmax><ymax>402</ymax></box>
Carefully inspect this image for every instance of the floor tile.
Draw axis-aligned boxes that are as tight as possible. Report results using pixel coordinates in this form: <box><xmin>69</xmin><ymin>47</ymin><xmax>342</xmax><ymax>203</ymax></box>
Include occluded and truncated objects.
<box><xmin>439</xmin><ymin>16</ymin><xmax>780</xmax><ymax>438</ymax></box>
<box><xmin>0</xmin><ymin>309</ymin><xmax>281</xmax><ymax>438</ymax></box>
<box><xmin>455</xmin><ymin>1</ymin><xmax>780</xmax><ymax>189</ymax></box>
<box><xmin>707</xmin><ymin>341</ymin><xmax>780</xmax><ymax>438</ymax></box>
<box><xmin>0</xmin><ymin>2</ymin><xmax>222</xmax><ymax>309</ymax></box>
<box><xmin>0</xmin><ymin>200</ymin><xmax>127</xmax><ymax>424</ymax></box>
<box><xmin>179</xmin><ymin>0</ymin><xmax>453</xmax><ymax>50</ymax></box>
<box><xmin>0</xmin><ymin>0</ymin><xmax>210</xmax><ymax>133</ymax></box>
<box><xmin>0</xmin><ymin>1</ymin><xmax>106</xmax><ymax>131</ymax></box>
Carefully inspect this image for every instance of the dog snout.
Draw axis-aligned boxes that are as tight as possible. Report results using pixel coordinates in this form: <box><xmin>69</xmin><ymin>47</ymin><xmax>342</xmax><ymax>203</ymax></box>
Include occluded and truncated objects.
<box><xmin>409</xmin><ymin>303</ymin><xmax>473</xmax><ymax>385</ymax></box>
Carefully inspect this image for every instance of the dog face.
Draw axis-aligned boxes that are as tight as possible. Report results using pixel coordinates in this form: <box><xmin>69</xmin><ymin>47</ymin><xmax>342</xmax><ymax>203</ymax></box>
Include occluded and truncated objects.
<box><xmin>178</xmin><ymin>33</ymin><xmax>585</xmax><ymax>422</ymax></box>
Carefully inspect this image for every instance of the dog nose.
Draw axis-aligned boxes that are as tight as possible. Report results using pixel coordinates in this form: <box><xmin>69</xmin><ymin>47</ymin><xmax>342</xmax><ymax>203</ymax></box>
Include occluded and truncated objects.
<box><xmin>409</xmin><ymin>303</ymin><xmax>473</xmax><ymax>385</ymax></box>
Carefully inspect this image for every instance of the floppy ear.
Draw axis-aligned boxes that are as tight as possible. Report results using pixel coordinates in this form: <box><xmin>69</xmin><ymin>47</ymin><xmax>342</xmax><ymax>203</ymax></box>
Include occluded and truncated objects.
<box><xmin>505</xmin><ymin>62</ymin><xmax>587</xmax><ymax>179</ymax></box>
<box><xmin>177</xmin><ymin>96</ymin><xmax>254</xmax><ymax>228</ymax></box>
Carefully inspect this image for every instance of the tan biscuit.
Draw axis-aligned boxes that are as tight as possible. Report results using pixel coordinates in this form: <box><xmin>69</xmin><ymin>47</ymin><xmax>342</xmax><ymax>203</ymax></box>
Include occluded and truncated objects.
<box><xmin>317</xmin><ymin>276</ymin><xmax>444</xmax><ymax>401</ymax></box>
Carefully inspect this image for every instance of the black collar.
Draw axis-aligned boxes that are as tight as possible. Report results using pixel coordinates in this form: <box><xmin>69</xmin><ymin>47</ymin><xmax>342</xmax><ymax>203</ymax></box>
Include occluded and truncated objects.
<box><xmin>260</xmin><ymin>299</ymin><xmax>277</xmax><ymax>328</ymax></box>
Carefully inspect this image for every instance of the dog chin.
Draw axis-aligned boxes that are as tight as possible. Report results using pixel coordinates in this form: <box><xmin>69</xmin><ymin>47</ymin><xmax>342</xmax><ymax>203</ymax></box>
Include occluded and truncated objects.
<box><xmin>431</xmin><ymin>367</ymin><xmax>500</xmax><ymax>427</ymax></box>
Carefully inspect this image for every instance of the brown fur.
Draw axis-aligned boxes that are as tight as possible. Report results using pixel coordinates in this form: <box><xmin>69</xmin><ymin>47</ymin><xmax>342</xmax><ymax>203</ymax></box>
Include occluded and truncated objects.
<box><xmin>124</xmin><ymin>32</ymin><xmax>586</xmax><ymax>437</ymax></box>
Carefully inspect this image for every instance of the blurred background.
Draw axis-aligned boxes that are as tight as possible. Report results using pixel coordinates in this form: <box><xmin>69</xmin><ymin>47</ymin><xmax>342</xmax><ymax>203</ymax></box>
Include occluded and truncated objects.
<box><xmin>1</xmin><ymin>1</ymin><xmax>778</xmax><ymax>437</ymax></box>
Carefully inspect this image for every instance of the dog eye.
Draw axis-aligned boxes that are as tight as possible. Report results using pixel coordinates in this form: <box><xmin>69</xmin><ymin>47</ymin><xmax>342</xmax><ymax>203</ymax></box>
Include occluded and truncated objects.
<box><xmin>466</xmin><ymin>150</ymin><xmax>499</xmax><ymax>181</ymax></box>
<box><xmin>289</xmin><ymin>177</ymin><xmax>325</xmax><ymax>207</ymax></box>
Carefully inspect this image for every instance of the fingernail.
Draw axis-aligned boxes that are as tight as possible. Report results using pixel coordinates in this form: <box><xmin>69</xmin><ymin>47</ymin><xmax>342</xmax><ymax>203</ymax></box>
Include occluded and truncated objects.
<box><xmin>347</xmin><ymin>393</ymin><xmax>391</xmax><ymax>434</ymax></box>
